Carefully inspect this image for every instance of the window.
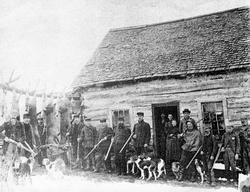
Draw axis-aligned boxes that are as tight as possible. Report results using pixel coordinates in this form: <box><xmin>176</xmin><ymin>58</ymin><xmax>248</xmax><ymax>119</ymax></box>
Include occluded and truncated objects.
<box><xmin>111</xmin><ymin>109</ymin><xmax>131</xmax><ymax>129</ymax></box>
<box><xmin>201</xmin><ymin>101</ymin><xmax>225</xmax><ymax>140</ymax></box>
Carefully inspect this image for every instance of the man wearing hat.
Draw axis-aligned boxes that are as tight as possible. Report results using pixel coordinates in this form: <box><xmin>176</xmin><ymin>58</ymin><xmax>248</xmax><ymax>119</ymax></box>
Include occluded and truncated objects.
<box><xmin>239</xmin><ymin>118</ymin><xmax>250</xmax><ymax>174</ymax></box>
<box><xmin>36</xmin><ymin>112</ymin><xmax>47</xmax><ymax>165</ymax></box>
<box><xmin>157</xmin><ymin>113</ymin><xmax>167</xmax><ymax>161</ymax></box>
<box><xmin>22</xmin><ymin>113</ymin><xmax>35</xmax><ymax>158</ymax></box>
<box><xmin>200</xmin><ymin>127</ymin><xmax>217</xmax><ymax>186</ymax></box>
<box><xmin>179</xmin><ymin>109</ymin><xmax>197</xmax><ymax>134</ymax></box>
<box><xmin>0</xmin><ymin>113</ymin><xmax>25</xmax><ymax>155</ymax></box>
<box><xmin>113</xmin><ymin>116</ymin><xmax>131</xmax><ymax>175</ymax></box>
<box><xmin>79</xmin><ymin>117</ymin><xmax>97</xmax><ymax>171</ymax></box>
<box><xmin>132</xmin><ymin>112</ymin><xmax>151</xmax><ymax>155</ymax></box>
<box><xmin>178</xmin><ymin>120</ymin><xmax>202</xmax><ymax>182</ymax></box>
<box><xmin>66</xmin><ymin>113</ymin><xmax>84</xmax><ymax>165</ymax></box>
<box><xmin>95</xmin><ymin>118</ymin><xmax>114</xmax><ymax>173</ymax></box>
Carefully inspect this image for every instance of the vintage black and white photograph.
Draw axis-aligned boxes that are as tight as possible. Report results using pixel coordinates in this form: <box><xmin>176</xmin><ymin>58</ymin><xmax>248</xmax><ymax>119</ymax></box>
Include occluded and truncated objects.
<box><xmin>0</xmin><ymin>0</ymin><xmax>250</xmax><ymax>191</ymax></box>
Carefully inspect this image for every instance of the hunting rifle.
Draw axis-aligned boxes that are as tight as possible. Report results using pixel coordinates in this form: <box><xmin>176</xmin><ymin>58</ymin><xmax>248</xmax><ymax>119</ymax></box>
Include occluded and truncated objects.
<box><xmin>119</xmin><ymin>132</ymin><xmax>134</xmax><ymax>153</ymax></box>
<box><xmin>83</xmin><ymin>134</ymin><xmax>112</xmax><ymax>160</ymax></box>
<box><xmin>4</xmin><ymin>137</ymin><xmax>35</xmax><ymax>155</ymax></box>
<box><xmin>211</xmin><ymin>143</ymin><xmax>223</xmax><ymax>171</ymax></box>
<box><xmin>185</xmin><ymin>145</ymin><xmax>202</xmax><ymax>169</ymax></box>
<box><xmin>104</xmin><ymin>137</ymin><xmax>114</xmax><ymax>161</ymax></box>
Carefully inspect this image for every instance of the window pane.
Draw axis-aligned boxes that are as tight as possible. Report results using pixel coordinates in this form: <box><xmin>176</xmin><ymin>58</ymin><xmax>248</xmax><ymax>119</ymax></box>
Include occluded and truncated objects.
<box><xmin>201</xmin><ymin>101</ymin><xmax>225</xmax><ymax>140</ymax></box>
<box><xmin>112</xmin><ymin>109</ymin><xmax>130</xmax><ymax>129</ymax></box>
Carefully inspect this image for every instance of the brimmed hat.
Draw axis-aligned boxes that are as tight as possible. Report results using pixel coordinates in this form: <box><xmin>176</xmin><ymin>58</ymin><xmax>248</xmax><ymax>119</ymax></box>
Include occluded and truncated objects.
<box><xmin>183</xmin><ymin>109</ymin><xmax>191</xmax><ymax>114</ymax></box>
<box><xmin>137</xmin><ymin>112</ymin><xmax>144</xmax><ymax>116</ymax></box>
<box><xmin>36</xmin><ymin>112</ymin><xmax>43</xmax><ymax>120</ymax></box>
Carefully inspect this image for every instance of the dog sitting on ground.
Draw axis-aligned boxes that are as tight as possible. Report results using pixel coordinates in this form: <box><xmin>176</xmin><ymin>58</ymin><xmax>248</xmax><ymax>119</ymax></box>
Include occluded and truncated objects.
<box><xmin>42</xmin><ymin>158</ymin><xmax>66</xmax><ymax>178</ymax></box>
<box><xmin>13</xmin><ymin>154</ymin><xmax>36</xmax><ymax>184</ymax></box>
<box><xmin>171</xmin><ymin>159</ymin><xmax>204</xmax><ymax>184</ymax></box>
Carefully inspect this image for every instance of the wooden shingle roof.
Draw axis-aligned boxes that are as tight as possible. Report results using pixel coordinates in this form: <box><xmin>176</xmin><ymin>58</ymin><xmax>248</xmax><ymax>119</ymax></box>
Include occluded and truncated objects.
<box><xmin>73</xmin><ymin>7</ymin><xmax>250</xmax><ymax>88</ymax></box>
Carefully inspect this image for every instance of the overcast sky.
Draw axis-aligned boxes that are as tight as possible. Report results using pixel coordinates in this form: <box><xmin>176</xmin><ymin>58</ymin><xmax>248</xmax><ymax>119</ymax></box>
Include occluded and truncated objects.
<box><xmin>0</xmin><ymin>0</ymin><xmax>248</xmax><ymax>94</ymax></box>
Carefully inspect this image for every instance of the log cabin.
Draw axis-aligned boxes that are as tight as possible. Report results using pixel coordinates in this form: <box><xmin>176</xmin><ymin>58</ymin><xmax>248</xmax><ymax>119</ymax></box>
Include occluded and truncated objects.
<box><xmin>72</xmin><ymin>7</ymin><xmax>250</xmax><ymax>155</ymax></box>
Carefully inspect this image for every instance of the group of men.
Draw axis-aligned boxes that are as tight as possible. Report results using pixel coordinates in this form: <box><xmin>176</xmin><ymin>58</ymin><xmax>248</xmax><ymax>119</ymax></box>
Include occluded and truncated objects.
<box><xmin>0</xmin><ymin>112</ymin><xmax>42</xmax><ymax>162</ymax></box>
<box><xmin>67</xmin><ymin>112</ymin><xmax>151</xmax><ymax>175</ymax></box>
<box><xmin>0</xmin><ymin>108</ymin><xmax>249</xmax><ymax>187</ymax></box>
<box><xmin>158</xmin><ymin>108</ymin><xmax>250</xmax><ymax>186</ymax></box>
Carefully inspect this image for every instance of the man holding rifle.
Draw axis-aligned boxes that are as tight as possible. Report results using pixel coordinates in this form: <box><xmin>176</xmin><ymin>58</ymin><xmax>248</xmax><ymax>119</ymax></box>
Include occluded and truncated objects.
<box><xmin>200</xmin><ymin>127</ymin><xmax>218</xmax><ymax>186</ymax></box>
<box><xmin>221</xmin><ymin>125</ymin><xmax>240</xmax><ymax>187</ymax></box>
<box><xmin>114</xmin><ymin>117</ymin><xmax>131</xmax><ymax>176</ymax></box>
<box><xmin>0</xmin><ymin>113</ymin><xmax>26</xmax><ymax>155</ymax></box>
<box><xmin>66</xmin><ymin>113</ymin><xmax>84</xmax><ymax>167</ymax></box>
<box><xmin>177</xmin><ymin>120</ymin><xmax>202</xmax><ymax>182</ymax></box>
<box><xmin>80</xmin><ymin>117</ymin><xmax>97</xmax><ymax>171</ymax></box>
<box><xmin>95</xmin><ymin>118</ymin><xmax>114</xmax><ymax>173</ymax></box>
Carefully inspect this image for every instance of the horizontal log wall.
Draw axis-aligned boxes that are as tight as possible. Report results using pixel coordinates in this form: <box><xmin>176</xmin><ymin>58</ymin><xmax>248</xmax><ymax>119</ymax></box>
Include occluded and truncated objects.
<box><xmin>81</xmin><ymin>71</ymin><xmax>250</xmax><ymax>143</ymax></box>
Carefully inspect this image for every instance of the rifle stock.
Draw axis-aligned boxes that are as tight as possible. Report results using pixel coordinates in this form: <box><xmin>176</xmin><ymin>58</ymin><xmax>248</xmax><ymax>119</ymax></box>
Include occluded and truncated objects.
<box><xmin>119</xmin><ymin>132</ymin><xmax>134</xmax><ymax>153</ymax></box>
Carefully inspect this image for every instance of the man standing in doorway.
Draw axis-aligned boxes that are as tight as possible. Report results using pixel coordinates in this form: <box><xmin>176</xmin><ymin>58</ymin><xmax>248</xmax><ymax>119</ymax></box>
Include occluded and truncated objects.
<box><xmin>157</xmin><ymin>113</ymin><xmax>166</xmax><ymax>160</ymax></box>
<box><xmin>132</xmin><ymin>112</ymin><xmax>151</xmax><ymax>155</ymax></box>
<box><xmin>179</xmin><ymin>109</ymin><xmax>197</xmax><ymax>133</ymax></box>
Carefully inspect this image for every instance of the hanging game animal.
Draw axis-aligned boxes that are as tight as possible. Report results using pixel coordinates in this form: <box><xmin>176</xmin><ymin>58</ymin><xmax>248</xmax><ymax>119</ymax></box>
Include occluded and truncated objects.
<box><xmin>42</xmin><ymin>98</ymin><xmax>72</xmax><ymax>163</ymax></box>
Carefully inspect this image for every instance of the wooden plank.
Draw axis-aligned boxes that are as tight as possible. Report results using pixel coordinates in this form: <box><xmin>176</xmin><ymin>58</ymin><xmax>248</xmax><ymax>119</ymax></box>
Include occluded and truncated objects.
<box><xmin>227</xmin><ymin>97</ymin><xmax>250</xmax><ymax>109</ymax></box>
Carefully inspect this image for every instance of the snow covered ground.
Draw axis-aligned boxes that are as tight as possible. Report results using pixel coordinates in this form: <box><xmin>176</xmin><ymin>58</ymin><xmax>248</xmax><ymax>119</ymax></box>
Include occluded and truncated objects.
<box><xmin>2</xmin><ymin>168</ymin><xmax>239</xmax><ymax>192</ymax></box>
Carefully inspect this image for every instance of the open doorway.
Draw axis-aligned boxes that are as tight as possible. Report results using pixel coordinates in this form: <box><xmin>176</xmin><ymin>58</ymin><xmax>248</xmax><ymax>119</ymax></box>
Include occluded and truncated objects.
<box><xmin>152</xmin><ymin>102</ymin><xmax>180</xmax><ymax>158</ymax></box>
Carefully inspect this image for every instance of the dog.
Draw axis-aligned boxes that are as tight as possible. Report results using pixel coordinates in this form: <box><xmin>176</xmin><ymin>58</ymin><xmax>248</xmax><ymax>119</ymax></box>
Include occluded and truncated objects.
<box><xmin>42</xmin><ymin>158</ymin><xmax>66</xmax><ymax>178</ymax></box>
<box><xmin>194</xmin><ymin>159</ymin><xmax>205</xmax><ymax>184</ymax></box>
<box><xmin>239</xmin><ymin>173</ymin><xmax>250</xmax><ymax>192</ymax></box>
<box><xmin>171</xmin><ymin>160</ymin><xmax>204</xmax><ymax>184</ymax></box>
<box><xmin>142</xmin><ymin>158</ymin><xmax>166</xmax><ymax>181</ymax></box>
<box><xmin>13</xmin><ymin>155</ymin><xmax>36</xmax><ymax>184</ymax></box>
<box><xmin>126</xmin><ymin>155</ymin><xmax>138</xmax><ymax>175</ymax></box>
<box><xmin>171</xmin><ymin>161</ymin><xmax>180</xmax><ymax>179</ymax></box>
<box><xmin>134</xmin><ymin>153</ymin><xmax>166</xmax><ymax>181</ymax></box>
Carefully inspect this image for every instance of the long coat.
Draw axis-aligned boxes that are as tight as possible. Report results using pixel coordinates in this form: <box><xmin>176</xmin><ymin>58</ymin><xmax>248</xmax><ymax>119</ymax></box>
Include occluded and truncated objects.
<box><xmin>182</xmin><ymin>129</ymin><xmax>202</xmax><ymax>152</ymax></box>
<box><xmin>81</xmin><ymin>124</ymin><xmax>97</xmax><ymax>149</ymax></box>
<box><xmin>222</xmin><ymin>131</ymin><xmax>240</xmax><ymax>154</ymax></box>
<box><xmin>240</xmin><ymin>127</ymin><xmax>250</xmax><ymax>172</ymax></box>
<box><xmin>165</xmin><ymin>125</ymin><xmax>181</xmax><ymax>162</ymax></box>
<box><xmin>0</xmin><ymin>121</ymin><xmax>25</xmax><ymax>154</ymax></box>
<box><xmin>23</xmin><ymin>123</ymin><xmax>34</xmax><ymax>149</ymax></box>
<box><xmin>132</xmin><ymin>120</ymin><xmax>151</xmax><ymax>147</ymax></box>
<box><xmin>113</xmin><ymin>125</ymin><xmax>131</xmax><ymax>152</ymax></box>
<box><xmin>202</xmin><ymin>134</ymin><xmax>217</xmax><ymax>157</ymax></box>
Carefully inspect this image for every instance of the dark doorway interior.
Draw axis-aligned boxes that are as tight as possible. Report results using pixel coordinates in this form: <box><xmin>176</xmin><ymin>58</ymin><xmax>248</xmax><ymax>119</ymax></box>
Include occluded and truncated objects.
<box><xmin>152</xmin><ymin>102</ymin><xmax>179</xmax><ymax>158</ymax></box>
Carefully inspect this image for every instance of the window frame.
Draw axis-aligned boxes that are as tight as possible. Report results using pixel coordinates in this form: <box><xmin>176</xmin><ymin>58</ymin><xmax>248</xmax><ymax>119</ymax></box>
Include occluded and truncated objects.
<box><xmin>108</xmin><ymin>106</ymin><xmax>133</xmax><ymax>129</ymax></box>
<box><xmin>197</xmin><ymin>97</ymin><xmax>228</xmax><ymax>134</ymax></box>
